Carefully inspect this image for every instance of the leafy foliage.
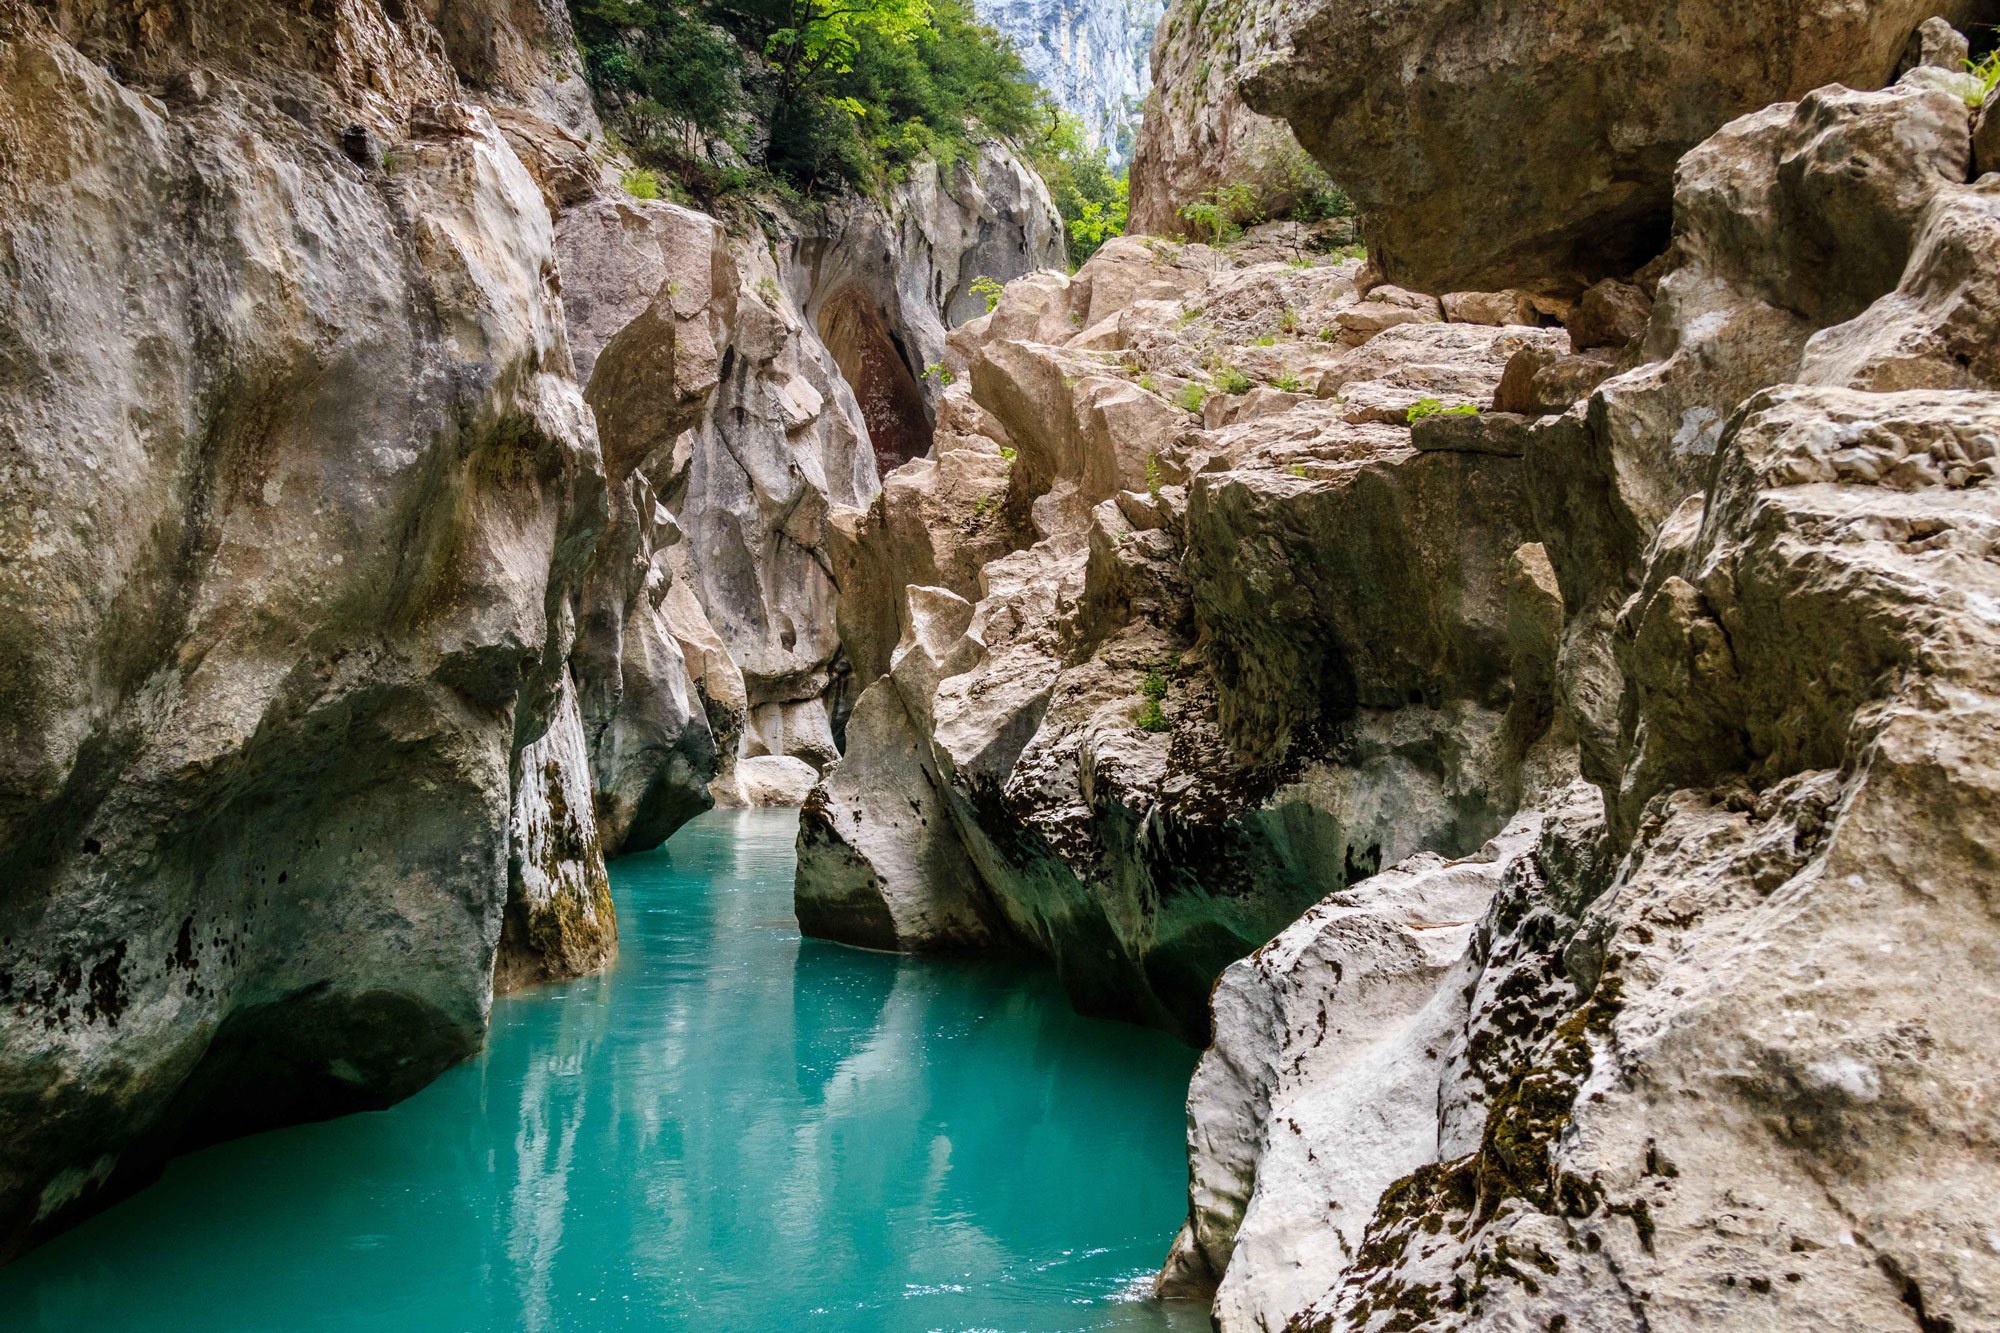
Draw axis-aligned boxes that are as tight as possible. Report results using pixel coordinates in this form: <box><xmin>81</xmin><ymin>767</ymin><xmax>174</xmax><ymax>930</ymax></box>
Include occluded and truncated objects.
<box><xmin>620</xmin><ymin>166</ymin><xmax>664</xmax><ymax>199</ymax></box>
<box><xmin>970</xmin><ymin>275</ymin><xmax>1006</xmax><ymax>311</ymax></box>
<box><xmin>1178</xmin><ymin>182</ymin><xmax>1259</xmax><ymax>244</ymax></box>
<box><xmin>573</xmin><ymin>0</ymin><xmax>1053</xmax><ymax>200</ymax></box>
<box><xmin>1966</xmin><ymin>50</ymin><xmax>2000</xmax><ymax>109</ymax></box>
<box><xmin>1134</xmin><ymin>656</ymin><xmax>1179</xmax><ymax>733</ymax></box>
<box><xmin>1406</xmin><ymin>398</ymin><xmax>1481</xmax><ymax>423</ymax></box>
<box><xmin>1024</xmin><ymin>112</ymin><xmax>1126</xmax><ymax>265</ymax></box>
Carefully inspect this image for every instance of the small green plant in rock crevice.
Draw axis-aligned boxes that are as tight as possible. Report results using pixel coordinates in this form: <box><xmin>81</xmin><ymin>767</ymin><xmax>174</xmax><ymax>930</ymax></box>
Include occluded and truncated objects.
<box><xmin>1214</xmin><ymin>366</ymin><xmax>1253</xmax><ymax>395</ymax></box>
<box><xmin>971</xmin><ymin>275</ymin><xmax>1005</xmax><ymax>313</ymax></box>
<box><xmin>998</xmin><ymin>444</ymin><xmax>1017</xmax><ymax>466</ymax></box>
<box><xmin>1135</xmin><ymin>661</ymin><xmax>1174</xmax><ymax>733</ymax></box>
<box><xmin>1273</xmin><ymin>371</ymin><xmax>1304</xmax><ymax>393</ymax></box>
<box><xmin>921</xmin><ymin>362</ymin><xmax>956</xmax><ymax>386</ymax></box>
<box><xmin>756</xmin><ymin>275</ymin><xmax>783</xmax><ymax>307</ymax></box>
<box><xmin>1406</xmin><ymin>397</ymin><xmax>1481</xmax><ymax>424</ymax></box>
<box><xmin>621</xmin><ymin>166</ymin><xmax>663</xmax><ymax>200</ymax></box>
<box><xmin>1965</xmin><ymin>50</ymin><xmax>2000</xmax><ymax>108</ymax></box>
<box><xmin>1175</xmin><ymin>382</ymin><xmax>1209</xmax><ymax>414</ymax></box>
<box><xmin>1145</xmin><ymin>453</ymin><xmax>1164</xmax><ymax>499</ymax></box>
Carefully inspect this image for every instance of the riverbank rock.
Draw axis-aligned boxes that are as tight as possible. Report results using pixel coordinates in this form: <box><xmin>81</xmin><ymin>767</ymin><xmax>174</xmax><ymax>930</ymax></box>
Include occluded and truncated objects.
<box><xmin>1159</xmin><ymin>39</ymin><xmax>2000</xmax><ymax>1332</ymax></box>
<box><xmin>796</xmin><ymin>233</ymin><xmax>1587</xmax><ymax>1039</ymax></box>
<box><xmin>1241</xmin><ymin>0</ymin><xmax>1983</xmax><ymax>292</ymax></box>
<box><xmin>0</xmin><ymin>0</ymin><xmax>619</xmax><ymax>1259</ymax></box>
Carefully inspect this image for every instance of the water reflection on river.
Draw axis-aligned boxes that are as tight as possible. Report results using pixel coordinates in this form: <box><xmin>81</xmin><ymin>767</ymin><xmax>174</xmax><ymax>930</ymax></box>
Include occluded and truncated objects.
<box><xmin>0</xmin><ymin>809</ymin><xmax>1205</xmax><ymax>1333</ymax></box>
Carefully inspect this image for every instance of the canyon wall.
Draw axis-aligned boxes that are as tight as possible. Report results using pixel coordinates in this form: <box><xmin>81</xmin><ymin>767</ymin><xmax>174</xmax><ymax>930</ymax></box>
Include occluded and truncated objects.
<box><xmin>0</xmin><ymin>0</ymin><xmax>616</xmax><ymax>1257</ymax></box>
<box><xmin>1125</xmin><ymin>0</ymin><xmax>1309</xmax><ymax>234</ymax></box>
<box><xmin>0</xmin><ymin>0</ymin><xmax>1061</xmax><ymax>1259</ymax></box>
<box><xmin>1187</xmin><ymin>15</ymin><xmax>2000</xmax><ymax>1333</ymax></box>
<box><xmin>972</xmin><ymin>0</ymin><xmax>1162</xmax><ymax>160</ymax></box>
<box><xmin>796</xmin><ymin>4</ymin><xmax>2000</xmax><ymax>1328</ymax></box>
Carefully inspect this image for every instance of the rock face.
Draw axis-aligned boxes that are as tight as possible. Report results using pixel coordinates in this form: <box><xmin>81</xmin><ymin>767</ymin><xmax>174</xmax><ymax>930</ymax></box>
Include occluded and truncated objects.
<box><xmin>1126</xmin><ymin>0</ymin><xmax>1315</xmax><ymax>234</ymax></box>
<box><xmin>971</xmin><ymin>0</ymin><xmax>1161</xmax><ymax>159</ymax></box>
<box><xmin>1240</xmin><ymin>0</ymin><xmax>1990</xmax><ymax>292</ymax></box>
<box><xmin>1157</xmin><ymin>45</ymin><xmax>2000</xmax><ymax>1333</ymax></box>
<box><xmin>0</xmin><ymin>0</ymin><xmax>1061</xmax><ymax>1260</ymax></box>
<box><xmin>0</xmin><ymin>0</ymin><xmax>632</xmax><ymax>1259</ymax></box>
<box><xmin>551</xmin><ymin>141</ymin><xmax>1061</xmax><ymax>816</ymax></box>
<box><xmin>795</xmin><ymin>234</ymin><xmax>1580</xmax><ymax>1040</ymax></box>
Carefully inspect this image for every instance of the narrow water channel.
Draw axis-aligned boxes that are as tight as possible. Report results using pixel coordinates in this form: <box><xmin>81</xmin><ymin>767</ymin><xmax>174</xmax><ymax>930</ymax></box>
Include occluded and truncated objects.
<box><xmin>0</xmin><ymin>809</ymin><xmax>1205</xmax><ymax>1332</ymax></box>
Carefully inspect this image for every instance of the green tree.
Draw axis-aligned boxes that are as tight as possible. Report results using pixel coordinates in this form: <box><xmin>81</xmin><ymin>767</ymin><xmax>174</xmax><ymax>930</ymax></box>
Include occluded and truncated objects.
<box><xmin>575</xmin><ymin>0</ymin><xmax>745</xmax><ymax>157</ymax></box>
<box><xmin>1025</xmin><ymin>110</ymin><xmax>1126</xmax><ymax>266</ymax></box>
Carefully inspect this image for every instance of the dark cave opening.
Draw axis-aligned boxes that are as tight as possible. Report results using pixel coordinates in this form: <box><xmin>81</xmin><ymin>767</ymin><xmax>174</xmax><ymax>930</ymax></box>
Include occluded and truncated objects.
<box><xmin>816</xmin><ymin>283</ymin><xmax>934</xmax><ymax>477</ymax></box>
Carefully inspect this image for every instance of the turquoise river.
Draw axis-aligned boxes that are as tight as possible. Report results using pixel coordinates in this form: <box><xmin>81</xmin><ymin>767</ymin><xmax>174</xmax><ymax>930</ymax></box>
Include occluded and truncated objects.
<box><xmin>0</xmin><ymin>809</ymin><xmax>1207</xmax><ymax>1332</ymax></box>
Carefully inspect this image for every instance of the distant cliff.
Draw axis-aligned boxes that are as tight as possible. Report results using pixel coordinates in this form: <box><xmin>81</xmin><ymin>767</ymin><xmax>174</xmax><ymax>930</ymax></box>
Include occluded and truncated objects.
<box><xmin>972</xmin><ymin>0</ymin><xmax>1162</xmax><ymax>161</ymax></box>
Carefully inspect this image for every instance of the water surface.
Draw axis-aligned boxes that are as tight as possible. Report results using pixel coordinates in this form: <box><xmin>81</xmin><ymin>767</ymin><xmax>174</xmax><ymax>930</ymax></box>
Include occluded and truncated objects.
<box><xmin>1</xmin><ymin>809</ymin><xmax>1205</xmax><ymax>1332</ymax></box>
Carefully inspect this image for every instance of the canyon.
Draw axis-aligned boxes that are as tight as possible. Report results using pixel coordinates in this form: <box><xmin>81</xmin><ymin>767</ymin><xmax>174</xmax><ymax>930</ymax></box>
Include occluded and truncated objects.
<box><xmin>0</xmin><ymin>0</ymin><xmax>1058</xmax><ymax>1259</ymax></box>
<box><xmin>4</xmin><ymin>1</ymin><xmax>1999</xmax><ymax>1331</ymax></box>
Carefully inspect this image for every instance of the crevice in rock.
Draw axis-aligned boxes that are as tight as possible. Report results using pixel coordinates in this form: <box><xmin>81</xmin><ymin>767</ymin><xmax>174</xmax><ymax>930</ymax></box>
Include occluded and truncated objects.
<box><xmin>815</xmin><ymin>282</ymin><xmax>933</xmax><ymax>475</ymax></box>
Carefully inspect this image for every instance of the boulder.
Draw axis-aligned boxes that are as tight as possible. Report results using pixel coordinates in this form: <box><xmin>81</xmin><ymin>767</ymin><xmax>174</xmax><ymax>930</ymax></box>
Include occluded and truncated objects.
<box><xmin>1242</xmin><ymin>0</ymin><xmax>1979</xmax><ymax>291</ymax></box>
<box><xmin>1442</xmin><ymin>289</ymin><xmax>1543</xmax><ymax>326</ymax></box>
<box><xmin>727</xmin><ymin>755</ymin><xmax>823</xmax><ymax>808</ymax></box>
<box><xmin>1566</xmin><ymin>278</ymin><xmax>1653</xmax><ymax>350</ymax></box>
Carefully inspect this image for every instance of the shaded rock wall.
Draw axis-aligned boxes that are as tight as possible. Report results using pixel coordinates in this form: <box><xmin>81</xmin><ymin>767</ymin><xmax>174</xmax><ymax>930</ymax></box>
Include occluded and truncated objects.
<box><xmin>1160</xmin><ymin>41</ymin><xmax>2000</xmax><ymax>1333</ymax></box>
<box><xmin>1241</xmin><ymin>0</ymin><xmax>1997</xmax><ymax>292</ymax></box>
<box><xmin>1126</xmin><ymin>0</ymin><xmax>1312</xmax><ymax>234</ymax></box>
<box><xmin>0</xmin><ymin>0</ymin><xmax>620</xmax><ymax>1259</ymax></box>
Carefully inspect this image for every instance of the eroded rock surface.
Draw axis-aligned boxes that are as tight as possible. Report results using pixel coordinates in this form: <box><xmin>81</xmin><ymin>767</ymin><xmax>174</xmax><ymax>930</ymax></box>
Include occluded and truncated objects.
<box><xmin>552</xmin><ymin>141</ymin><xmax>1062</xmax><ymax>815</ymax></box>
<box><xmin>0</xmin><ymin>0</ymin><xmax>621</xmax><ymax>1258</ymax></box>
<box><xmin>1242</xmin><ymin>0</ymin><xmax>1990</xmax><ymax>291</ymax></box>
<box><xmin>797</xmin><ymin>233</ymin><xmax>1582</xmax><ymax>1039</ymax></box>
<box><xmin>1155</xmin><ymin>46</ymin><xmax>2000</xmax><ymax>1333</ymax></box>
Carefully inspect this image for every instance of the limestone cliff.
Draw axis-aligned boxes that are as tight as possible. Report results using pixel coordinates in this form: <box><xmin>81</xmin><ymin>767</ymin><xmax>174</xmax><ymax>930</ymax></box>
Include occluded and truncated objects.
<box><xmin>796</xmin><ymin>6</ymin><xmax>2000</xmax><ymax>1327</ymax></box>
<box><xmin>1125</xmin><ymin>0</ymin><xmax>1310</xmax><ymax>234</ymax></box>
<box><xmin>554</xmin><ymin>144</ymin><xmax>1063</xmax><ymax>811</ymax></box>
<box><xmin>0</xmin><ymin>0</ymin><xmax>1063</xmax><ymax>1261</ymax></box>
<box><xmin>0</xmin><ymin>0</ymin><xmax>620</xmax><ymax>1258</ymax></box>
<box><xmin>971</xmin><ymin>0</ymin><xmax>1161</xmax><ymax>160</ymax></box>
<box><xmin>1158</xmin><ymin>23</ymin><xmax>2000</xmax><ymax>1333</ymax></box>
